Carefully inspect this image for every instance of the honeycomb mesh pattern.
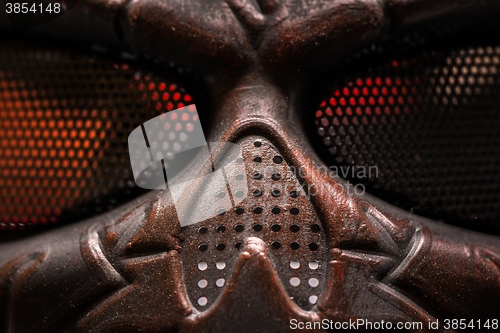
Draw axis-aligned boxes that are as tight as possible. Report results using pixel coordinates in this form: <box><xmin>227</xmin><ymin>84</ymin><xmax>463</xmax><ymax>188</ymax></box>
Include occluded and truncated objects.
<box><xmin>181</xmin><ymin>136</ymin><xmax>328</xmax><ymax>310</ymax></box>
<box><xmin>0</xmin><ymin>39</ymin><xmax>196</xmax><ymax>232</ymax></box>
<box><xmin>313</xmin><ymin>31</ymin><xmax>500</xmax><ymax>233</ymax></box>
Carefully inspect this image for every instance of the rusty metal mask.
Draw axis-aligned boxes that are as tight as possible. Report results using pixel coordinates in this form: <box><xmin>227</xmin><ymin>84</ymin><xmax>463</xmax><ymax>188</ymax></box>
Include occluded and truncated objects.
<box><xmin>1</xmin><ymin>0</ymin><xmax>500</xmax><ymax>332</ymax></box>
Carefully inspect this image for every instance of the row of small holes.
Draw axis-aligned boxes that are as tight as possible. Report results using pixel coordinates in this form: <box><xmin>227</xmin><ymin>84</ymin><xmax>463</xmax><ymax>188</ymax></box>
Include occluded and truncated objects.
<box><xmin>217</xmin><ymin>189</ymin><xmax>246</xmax><ymax>199</ymax></box>
<box><xmin>197</xmin><ymin>278</ymin><xmax>226</xmax><ymax>290</ymax></box>
<box><xmin>290</xmin><ymin>260</ymin><xmax>320</xmax><ymax>270</ymax></box>
<box><xmin>253</xmin><ymin>156</ymin><xmax>283</xmax><ymax>164</ymax></box>
<box><xmin>253</xmin><ymin>189</ymin><xmax>294</xmax><ymax>198</ymax></box>
<box><xmin>289</xmin><ymin>280</ymin><xmax>319</xmax><ymax>305</ymax></box>
<box><xmin>252</xmin><ymin>172</ymin><xmax>283</xmax><ymax>181</ymax></box>
<box><xmin>198</xmin><ymin>242</ymin><xmax>319</xmax><ymax>251</ymax></box>
<box><xmin>289</xmin><ymin>277</ymin><xmax>319</xmax><ymax>287</ymax></box>
<box><xmin>197</xmin><ymin>244</ymin><xmax>227</xmax><ymax>251</ymax></box>
<box><xmin>198</xmin><ymin>261</ymin><xmax>226</xmax><ymax>270</ymax></box>
<box><xmin>252</xmin><ymin>182</ymin><xmax>299</xmax><ymax>198</ymax></box>
<box><xmin>218</xmin><ymin>204</ymin><xmax>302</xmax><ymax>215</ymax></box>
<box><xmin>198</xmin><ymin>224</ymin><xmax>321</xmax><ymax>234</ymax></box>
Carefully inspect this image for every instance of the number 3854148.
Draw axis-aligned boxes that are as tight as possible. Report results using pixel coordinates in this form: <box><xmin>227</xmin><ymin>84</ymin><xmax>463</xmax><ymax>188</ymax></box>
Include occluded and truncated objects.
<box><xmin>443</xmin><ymin>319</ymin><xmax>499</xmax><ymax>330</ymax></box>
<box><xmin>5</xmin><ymin>3</ymin><xmax>62</xmax><ymax>14</ymax></box>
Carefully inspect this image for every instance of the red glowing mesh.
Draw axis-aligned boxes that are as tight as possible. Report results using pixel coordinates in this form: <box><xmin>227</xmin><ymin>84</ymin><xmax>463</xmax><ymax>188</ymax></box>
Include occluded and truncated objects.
<box><xmin>314</xmin><ymin>43</ymin><xmax>500</xmax><ymax>233</ymax></box>
<box><xmin>316</xmin><ymin>64</ymin><xmax>422</xmax><ymax>127</ymax></box>
<box><xmin>0</xmin><ymin>40</ymin><xmax>196</xmax><ymax>232</ymax></box>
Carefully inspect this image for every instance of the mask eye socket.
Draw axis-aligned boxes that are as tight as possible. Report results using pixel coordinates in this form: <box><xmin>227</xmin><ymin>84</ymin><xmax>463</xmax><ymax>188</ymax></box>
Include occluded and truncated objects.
<box><xmin>0</xmin><ymin>39</ymin><xmax>200</xmax><ymax>232</ymax></box>
<box><xmin>311</xmin><ymin>27</ymin><xmax>500</xmax><ymax>235</ymax></box>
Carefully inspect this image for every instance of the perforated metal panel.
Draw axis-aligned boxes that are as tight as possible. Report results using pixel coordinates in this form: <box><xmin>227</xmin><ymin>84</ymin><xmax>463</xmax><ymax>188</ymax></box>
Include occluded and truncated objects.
<box><xmin>181</xmin><ymin>135</ymin><xmax>329</xmax><ymax>310</ymax></box>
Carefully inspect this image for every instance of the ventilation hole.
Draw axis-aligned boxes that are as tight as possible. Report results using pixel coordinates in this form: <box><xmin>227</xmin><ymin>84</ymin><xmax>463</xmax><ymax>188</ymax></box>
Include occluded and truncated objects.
<box><xmin>309</xmin><ymin>243</ymin><xmax>319</xmax><ymax>251</ymax></box>
<box><xmin>308</xmin><ymin>278</ymin><xmax>319</xmax><ymax>287</ymax></box>
<box><xmin>271</xmin><ymin>224</ymin><xmax>281</xmax><ymax>232</ymax></box>
<box><xmin>272</xmin><ymin>173</ymin><xmax>281</xmax><ymax>180</ymax></box>
<box><xmin>309</xmin><ymin>261</ymin><xmax>319</xmax><ymax>270</ymax></box>
<box><xmin>311</xmin><ymin>224</ymin><xmax>321</xmax><ymax>232</ymax></box>
<box><xmin>235</xmin><ymin>190</ymin><xmax>245</xmax><ymax>198</ymax></box>
<box><xmin>290</xmin><ymin>260</ymin><xmax>300</xmax><ymax>269</ymax></box>
<box><xmin>216</xmin><ymin>243</ymin><xmax>226</xmax><ymax>251</ymax></box>
<box><xmin>273</xmin><ymin>156</ymin><xmax>283</xmax><ymax>164</ymax></box>
<box><xmin>254</xmin><ymin>157</ymin><xmax>262</xmax><ymax>163</ymax></box>
<box><xmin>199</xmin><ymin>227</ymin><xmax>208</xmax><ymax>234</ymax></box>
<box><xmin>253</xmin><ymin>207</ymin><xmax>263</xmax><ymax>214</ymax></box>
<box><xmin>254</xmin><ymin>141</ymin><xmax>262</xmax><ymax>147</ymax></box>
<box><xmin>308</xmin><ymin>295</ymin><xmax>318</xmax><ymax>305</ymax></box>
<box><xmin>289</xmin><ymin>190</ymin><xmax>299</xmax><ymax>198</ymax></box>
<box><xmin>271</xmin><ymin>189</ymin><xmax>281</xmax><ymax>197</ymax></box>
<box><xmin>197</xmin><ymin>296</ymin><xmax>208</xmax><ymax>306</ymax></box>
<box><xmin>272</xmin><ymin>241</ymin><xmax>281</xmax><ymax>249</ymax></box>
<box><xmin>198</xmin><ymin>261</ymin><xmax>208</xmax><ymax>271</ymax></box>
<box><xmin>235</xmin><ymin>207</ymin><xmax>244</xmax><ymax>215</ymax></box>
<box><xmin>290</xmin><ymin>277</ymin><xmax>301</xmax><ymax>287</ymax></box>
<box><xmin>272</xmin><ymin>206</ymin><xmax>281</xmax><ymax>214</ymax></box>
<box><xmin>235</xmin><ymin>242</ymin><xmax>242</xmax><ymax>249</ymax></box>
<box><xmin>290</xmin><ymin>242</ymin><xmax>300</xmax><ymax>250</ymax></box>
<box><xmin>236</xmin><ymin>157</ymin><xmax>244</xmax><ymax>164</ymax></box>
<box><xmin>198</xmin><ymin>279</ymin><xmax>208</xmax><ymax>289</ymax></box>
<box><xmin>253</xmin><ymin>189</ymin><xmax>262</xmax><ymax>197</ymax></box>
<box><xmin>217</xmin><ymin>208</ymin><xmax>226</xmax><ymax>215</ymax></box>
<box><xmin>236</xmin><ymin>173</ymin><xmax>245</xmax><ymax>181</ymax></box>
<box><xmin>253</xmin><ymin>224</ymin><xmax>263</xmax><ymax>232</ymax></box>
<box><xmin>198</xmin><ymin>244</ymin><xmax>208</xmax><ymax>252</ymax></box>
<box><xmin>216</xmin><ymin>278</ymin><xmax>225</xmax><ymax>287</ymax></box>
<box><xmin>217</xmin><ymin>191</ymin><xmax>226</xmax><ymax>198</ymax></box>
<box><xmin>234</xmin><ymin>224</ymin><xmax>244</xmax><ymax>232</ymax></box>
<box><xmin>290</xmin><ymin>207</ymin><xmax>299</xmax><ymax>215</ymax></box>
<box><xmin>216</xmin><ymin>225</ymin><xmax>226</xmax><ymax>233</ymax></box>
<box><xmin>253</xmin><ymin>172</ymin><xmax>262</xmax><ymax>180</ymax></box>
<box><xmin>290</xmin><ymin>225</ymin><xmax>300</xmax><ymax>232</ymax></box>
<box><xmin>216</xmin><ymin>261</ymin><xmax>226</xmax><ymax>270</ymax></box>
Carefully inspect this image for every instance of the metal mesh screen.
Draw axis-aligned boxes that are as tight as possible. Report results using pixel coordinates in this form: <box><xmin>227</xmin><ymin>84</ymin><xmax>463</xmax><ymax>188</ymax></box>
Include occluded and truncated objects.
<box><xmin>313</xmin><ymin>28</ymin><xmax>500</xmax><ymax>234</ymax></box>
<box><xmin>181</xmin><ymin>135</ymin><xmax>329</xmax><ymax>310</ymax></box>
<box><xmin>0</xmin><ymin>39</ymin><xmax>197</xmax><ymax>232</ymax></box>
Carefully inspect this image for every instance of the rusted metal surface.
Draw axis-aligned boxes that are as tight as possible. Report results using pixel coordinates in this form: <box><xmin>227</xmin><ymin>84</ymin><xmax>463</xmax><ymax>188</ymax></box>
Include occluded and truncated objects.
<box><xmin>1</xmin><ymin>0</ymin><xmax>500</xmax><ymax>332</ymax></box>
